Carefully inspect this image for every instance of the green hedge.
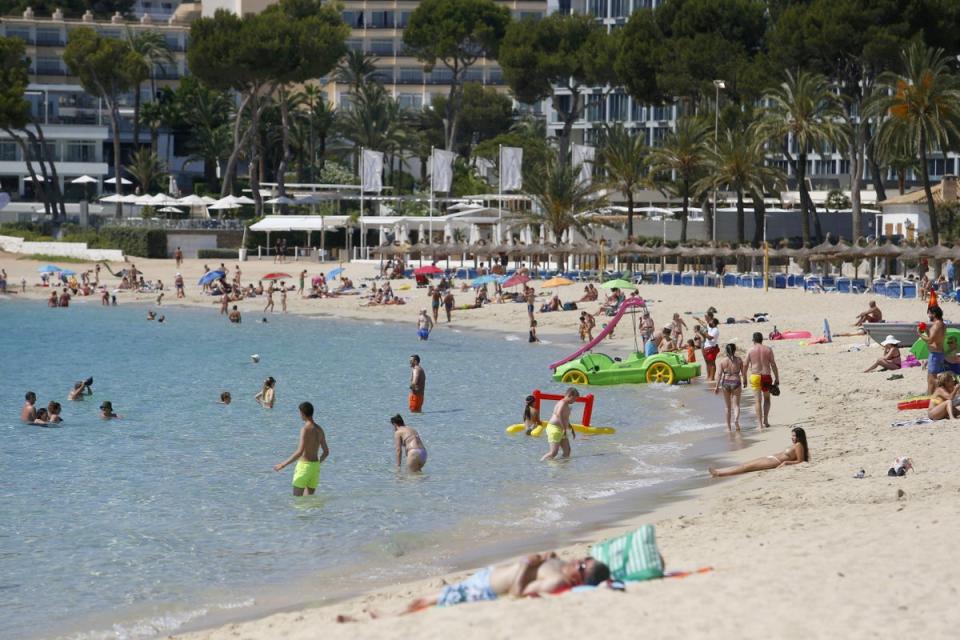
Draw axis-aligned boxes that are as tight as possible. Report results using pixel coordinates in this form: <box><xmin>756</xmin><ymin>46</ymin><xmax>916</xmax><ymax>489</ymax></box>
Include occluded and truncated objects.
<box><xmin>1</xmin><ymin>224</ymin><xmax>167</xmax><ymax>258</ymax></box>
<box><xmin>198</xmin><ymin>248</ymin><xmax>240</xmax><ymax>259</ymax></box>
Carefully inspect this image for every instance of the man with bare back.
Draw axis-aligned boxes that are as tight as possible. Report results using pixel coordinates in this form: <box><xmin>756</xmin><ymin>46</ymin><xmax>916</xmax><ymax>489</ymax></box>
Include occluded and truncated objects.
<box><xmin>743</xmin><ymin>332</ymin><xmax>780</xmax><ymax>429</ymax></box>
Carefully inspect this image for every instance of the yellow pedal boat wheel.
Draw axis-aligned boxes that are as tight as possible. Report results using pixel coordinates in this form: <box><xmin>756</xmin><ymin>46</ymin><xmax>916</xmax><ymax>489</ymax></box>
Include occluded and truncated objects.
<box><xmin>561</xmin><ymin>369</ymin><xmax>589</xmax><ymax>385</ymax></box>
<box><xmin>645</xmin><ymin>361</ymin><xmax>675</xmax><ymax>384</ymax></box>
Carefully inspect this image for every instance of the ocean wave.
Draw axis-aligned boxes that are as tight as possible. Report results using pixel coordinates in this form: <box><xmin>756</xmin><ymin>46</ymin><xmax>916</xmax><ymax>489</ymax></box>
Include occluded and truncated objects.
<box><xmin>65</xmin><ymin>599</ymin><xmax>256</xmax><ymax>640</ymax></box>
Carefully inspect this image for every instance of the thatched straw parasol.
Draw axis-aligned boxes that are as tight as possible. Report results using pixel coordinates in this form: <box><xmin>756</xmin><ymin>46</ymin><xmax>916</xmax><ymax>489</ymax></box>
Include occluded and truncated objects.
<box><xmin>862</xmin><ymin>240</ymin><xmax>902</xmax><ymax>258</ymax></box>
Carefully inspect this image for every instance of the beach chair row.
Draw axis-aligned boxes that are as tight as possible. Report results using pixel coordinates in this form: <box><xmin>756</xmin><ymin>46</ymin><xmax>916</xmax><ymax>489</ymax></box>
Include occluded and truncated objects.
<box><xmin>869</xmin><ymin>279</ymin><xmax>919</xmax><ymax>299</ymax></box>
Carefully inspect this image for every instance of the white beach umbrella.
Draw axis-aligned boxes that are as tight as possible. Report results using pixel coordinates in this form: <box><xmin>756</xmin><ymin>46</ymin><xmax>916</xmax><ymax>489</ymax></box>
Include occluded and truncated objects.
<box><xmin>152</xmin><ymin>193</ymin><xmax>181</xmax><ymax>206</ymax></box>
<box><xmin>264</xmin><ymin>195</ymin><xmax>298</xmax><ymax>205</ymax></box>
<box><xmin>233</xmin><ymin>196</ymin><xmax>255</xmax><ymax>205</ymax></box>
<box><xmin>70</xmin><ymin>175</ymin><xmax>98</xmax><ymax>184</ymax></box>
<box><xmin>208</xmin><ymin>201</ymin><xmax>240</xmax><ymax>210</ymax></box>
<box><xmin>134</xmin><ymin>194</ymin><xmax>157</xmax><ymax>205</ymax></box>
<box><xmin>99</xmin><ymin>193</ymin><xmax>125</xmax><ymax>203</ymax></box>
<box><xmin>177</xmin><ymin>194</ymin><xmax>208</xmax><ymax>207</ymax></box>
<box><xmin>121</xmin><ymin>194</ymin><xmax>141</xmax><ymax>204</ymax></box>
<box><xmin>201</xmin><ymin>195</ymin><xmax>218</xmax><ymax>205</ymax></box>
<box><xmin>158</xmin><ymin>206</ymin><xmax>182</xmax><ymax>213</ymax></box>
<box><xmin>104</xmin><ymin>177</ymin><xmax>132</xmax><ymax>185</ymax></box>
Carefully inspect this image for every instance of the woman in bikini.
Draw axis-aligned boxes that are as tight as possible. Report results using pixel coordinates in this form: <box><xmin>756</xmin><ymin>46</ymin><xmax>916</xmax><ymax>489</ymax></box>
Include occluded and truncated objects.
<box><xmin>714</xmin><ymin>343</ymin><xmax>746</xmax><ymax>431</ymax></box>
<box><xmin>522</xmin><ymin>395</ymin><xmax>540</xmax><ymax>435</ymax></box>
<box><xmin>927</xmin><ymin>372</ymin><xmax>960</xmax><ymax>420</ymax></box>
<box><xmin>709</xmin><ymin>427</ymin><xmax>808</xmax><ymax>477</ymax></box>
<box><xmin>392</xmin><ymin>414</ymin><xmax>427</xmax><ymax>472</ymax></box>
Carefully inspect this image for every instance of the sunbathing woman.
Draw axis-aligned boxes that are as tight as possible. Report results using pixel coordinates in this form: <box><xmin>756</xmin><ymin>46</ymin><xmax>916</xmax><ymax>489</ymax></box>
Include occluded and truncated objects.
<box><xmin>864</xmin><ymin>336</ymin><xmax>902</xmax><ymax>373</ymax></box>
<box><xmin>927</xmin><ymin>373</ymin><xmax>960</xmax><ymax>420</ymax></box>
<box><xmin>709</xmin><ymin>427</ymin><xmax>808</xmax><ymax>477</ymax></box>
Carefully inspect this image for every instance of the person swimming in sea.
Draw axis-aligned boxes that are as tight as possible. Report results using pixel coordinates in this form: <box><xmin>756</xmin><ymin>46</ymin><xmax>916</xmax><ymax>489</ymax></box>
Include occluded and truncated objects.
<box><xmin>274</xmin><ymin>401</ymin><xmax>329</xmax><ymax>496</ymax></box>
<box><xmin>219</xmin><ymin>391</ymin><xmax>232</xmax><ymax>405</ymax></box>
<box><xmin>255</xmin><ymin>377</ymin><xmax>276</xmax><ymax>408</ymax></box>
<box><xmin>99</xmin><ymin>401</ymin><xmax>120</xmax><ymax>419</ymax></box>
<box><xmin>391</xmin><ymin>414</ymin><xmax>427</xmax><ymax>472</ymax></box>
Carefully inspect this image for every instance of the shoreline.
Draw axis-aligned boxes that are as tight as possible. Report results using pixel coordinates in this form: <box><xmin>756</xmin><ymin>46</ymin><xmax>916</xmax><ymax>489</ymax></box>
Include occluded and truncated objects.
<box><xmin>5</xmin><ymin>252</ymin><xmax>959</xmax><ymax>638</ymax></box>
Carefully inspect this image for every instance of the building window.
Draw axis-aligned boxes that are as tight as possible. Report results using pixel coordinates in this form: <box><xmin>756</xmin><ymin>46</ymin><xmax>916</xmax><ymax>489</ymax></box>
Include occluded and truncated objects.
<box><xmin>64</xmin><ymin>142</ymin><xmax>97</xmax><ymax>163</ymax></box>
<box><xmin>610</xmin><ymin>0</ymin><xmax>627</xmax><ymax>18</ymax></box>
<box><xmin>35</xmin><ymin>56</ymin><xmax>62</xmax><ymax>75</ymax></box>
<box><xmin>652</xmin><ymin>104</ymin><xmax>672</xmax><ymax>121</ymax></box>
<box><xmin>369</xmin><ymin>11</ymin><xmax>394</xmax><ymax>28</ymax></box>
<box><xmin>0</xmin><ymin>141</ymin><xmax>19</xmax><ymax>161</ymax></box>
<box><xmin>464</xmin><ymin>69</ymin><xmax>483</xmax><ymax>82</ymax></box>
<box><xmin>585</xmin><ymin>94</ymin><xmax>605</xmax><ymax>122</ymax></box>
<box><xmin>397</xmin><ymin>11</ymin><xmax>412</xmax><ymax>27</ymax></box>
<box><xmin>5</xmin><ymin>27</ymin><xmax>32</xmax><ymax>44</ymax></box>
<box><xmin>369</xmin><ymin>40</ymin><xmax>394</xmax><ymax>56</ymax></box>
<box><xmin>589</xmin><ymin>0</ymin><xmax>608</xmax><ymax>18</ymax></box>
<box><xmin>398</xmin><ymin>94</ymin><xmax>422</xmax><ymax>111</ymax></box>
<box><xmin>398</xmin><ymin>68</ymin><xmax>424</xmax><ymax>84</ymax></box>
<box><xmin>630</xmin><ymin>100</ymin><xmax>645</xmax><ymax>122</ymax></box>
<box><xmin>36</xmin><ymin>28</ymin><xmax>63</xmax><ymax>47</ymax></box>
<box><xmin>929</xmin><ymin>158</ymin><xmax>946</xmax><ymax>177</ymax></box>
<box><xmin>346</xmin><ymin>39</ymin><xmax>363</xmax><ymax>52</ymax></box>
<box><xmin>370</xmin><ymin>68</ymin><xmax>393</xmax><ymax>83</ymax></box>
<box><xmin>429</xmin><ymin>68</ymin><xmax>453</xmax><ymax>84</ymax></box>
<box><xmin>651</xmin><ymin>127</ymin><xmax>668</xmax><ymax>147</ymax></box>
<box><xmin>608</xmin><ymin>92</ymin><xmax>627</xmax><ymax>121</ymax></box>
<box><xmin>342</xmin><ymin>11</ymin><xmax>363</xmax><ymax>28</ymax></box>
<box><xmin>487</xmin><ymin>68</ymin><xmax>503</xmax><ymax>85</ymax></box>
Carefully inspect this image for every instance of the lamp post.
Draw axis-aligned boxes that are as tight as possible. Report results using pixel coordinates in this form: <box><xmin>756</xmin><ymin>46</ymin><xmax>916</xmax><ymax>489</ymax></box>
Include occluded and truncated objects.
<box><xmin>712</xmin><ymin>79</ymin><xmax>726</xmax><ymax>246</ymax></box>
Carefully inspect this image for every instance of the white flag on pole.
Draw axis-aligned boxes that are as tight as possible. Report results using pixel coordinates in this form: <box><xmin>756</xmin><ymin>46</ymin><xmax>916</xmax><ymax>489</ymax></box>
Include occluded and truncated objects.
<box><xmin>429</xmin><ymin>149</ymin><xmax>457</xmax><ymax>193</ymax></box>
<box><xmin>499</xmin><ymin>146</ymin><xmax>523</xmax><ymax>192</ymax></box>
<box><xmin>360</xmin><ymin>149</ymin><xmax>384</xmax><ymax>193</ymax></box>
<box><xmin>572</xmin><ymin>144</ymin><xmax>595</xmax><ymax>186</ymax></box>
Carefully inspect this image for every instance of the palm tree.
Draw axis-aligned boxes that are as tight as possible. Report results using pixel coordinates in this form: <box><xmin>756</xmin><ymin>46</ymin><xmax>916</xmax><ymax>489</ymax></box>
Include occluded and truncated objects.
<box><xmin>868</xmin><ymin>43</ymin><xmax>960</xmax><ymax>244</ymax></box>
<box><xmin>519</xmin><ymin>155</ymin><xmax>607</xmax><ymax>268</ymax></box>
<box><xmin>126</xmin><ymin>29</ymin><xmax>173</xmax><ymax>150</ymax></box>
<box><xmin>647</xmin><ymin>117</ymin><xmax>711</xmax><ymax>242</ymax></box>
<box><xmin>335</xmin><ymin>50</ymin><xmax>380</xmax><ymax>94</ymax></box>
<box><xmin>596</xmin><ymin>123</ymin><xmax>648</xmax><ymax>240</ymax></box>
<box><xmin>125</xmin><ymin>148</ymin><xmax>166</xmax><ymax>195</ymax></box>
<box><xmin>336</xmin><ymin>83</ymin><xmax>412</xmax><ymax>169</ymax></box>
<box><xmin>696</xmin><ymin>129</ymin><xmax>785</xmax><ymax>246</ymax></box>
<box><xmin>290</xmin><ymin>85</ymin><xmax>336</xmax><ymax>182</ymax></box>
<box><xmin>754</xmin><ymin>71</ymin><xmax>847</xmax><ymax>246</ymax></box>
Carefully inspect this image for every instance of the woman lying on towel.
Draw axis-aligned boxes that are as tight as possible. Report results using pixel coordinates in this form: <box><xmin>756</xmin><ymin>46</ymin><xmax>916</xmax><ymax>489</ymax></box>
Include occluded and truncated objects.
<box><xmin>395</xmin><ymin>553</ymin><xmax>610</xmax><ymax>613</ymax></box>
<box><xmin>709</xmin><ymin>427</ymin><xmax>808</xmax><ymax>477</ymax></box>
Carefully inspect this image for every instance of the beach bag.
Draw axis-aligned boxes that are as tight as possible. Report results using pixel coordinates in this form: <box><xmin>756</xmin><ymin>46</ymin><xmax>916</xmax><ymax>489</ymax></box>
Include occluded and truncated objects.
<box><xmin>563</xmin><ymin>302</ymin><xmax>578</xmax><ymax>311</ymax></box>
<box><xmin>590</xmin><ymin>524</ymin><xmax>663</xmax><ymax>582</ymax></box>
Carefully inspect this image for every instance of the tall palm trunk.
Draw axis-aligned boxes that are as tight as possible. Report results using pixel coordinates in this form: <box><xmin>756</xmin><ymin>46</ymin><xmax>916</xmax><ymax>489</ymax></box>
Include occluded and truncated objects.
<box><xmin>680</xmin><ymin>178</ymin><xmax>690</xmax><ymax>242</ymax></box>
<box><xmin>735</xmin><ymin>188</ymin><xmax>745</xmax><ymax>244</ymax></box>
<box><xmin>751</xmin><ymin>191</ymin><xmax>765</xmax><ymax>247</ymax></box>
<box><xmin>626</xmin><ymin>190</ymin><xmax>634</xmax><ymax>239</ymax></box>
<box><xmin>132</xmin><ymin>84</ymin><xmax>142</xmax><ymax>151</ymax></box>
<box><xmin>919</xmin><ymin>132</ymin><xmax>939</xmax><ymax>243</ymax></box>
<box><xmin>797</xmin><ymin>150</ymin><xmax>810</xmax><ymax>246</ymax></box>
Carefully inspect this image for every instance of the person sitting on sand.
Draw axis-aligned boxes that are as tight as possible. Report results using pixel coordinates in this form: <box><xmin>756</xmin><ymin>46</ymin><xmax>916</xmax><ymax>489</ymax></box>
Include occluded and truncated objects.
<box><xmin>540</xmin><ymin>294</ymin><xmax>561</xmax><ymax>313</ymax></box>
<box><xmin>99</xmin><ymin>401</ymin><xmax>120</xmax><ymax>419</ymax></box>
<box><xmin>391</xmin><ymin>414</ymin><xmax>427</xmax><ymax>472</ymax></box>
<box><xmin>710</xmin><ymin>427</ymin><xmax>808</xmax><ymax>477</ymax></box>
<box><xmin>522</xmin><ymin>394</ymin><xmax>540</xmax><ymax>435</ymax></box>
<box><xmin>255</xmin><ymin>377</ymin><xmax>276</xmax><ymax>408</ymax></box>
<box><xmin>475</xmin><ymin>287</ymin><xmax>489</xmax><ymax>308</ymax></box>
<box><xmin>855</xmin><ymin>301</ymin><xmax>883</xmax><ymax>327</ymax></box>
<box><xmin>864</xmin><ymin>335</ymin><xmax>902</xmax><ymax>372</ymax></box>
<box><xmin>21</xmin><ymin>391</ymin><xmax>37</xmax><ymax>422</ymax></box>
<box><xmin>927</xmin><ymin>373</ymin><xmax>960</xmax><ymax>420</ymax></box>
<box><xmin>577</xmin><ymin>284</ymin><xmax>598</xmax><ymax>302</ymax></box>
<box><xmin>394</xmin><ymin>553</ymin><xmax>610</xmax><ymax>613</ymax></box>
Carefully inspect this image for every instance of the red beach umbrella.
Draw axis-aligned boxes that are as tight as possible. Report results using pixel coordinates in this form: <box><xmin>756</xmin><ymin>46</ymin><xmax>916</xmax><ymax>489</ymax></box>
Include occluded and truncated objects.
<box><xmin>501</xmin><ymin>273</ymin><xmax>530</xmax><ymax>288</ymax></box>
<box><xmin>262</xmin><ymin>272</ymin><xmax>292</xmax><ymax>281</ymax></box>
<box><xmin>414</xmin><ymin>265</ymin><xmax>443</xmax><ymax>275</ymax></box>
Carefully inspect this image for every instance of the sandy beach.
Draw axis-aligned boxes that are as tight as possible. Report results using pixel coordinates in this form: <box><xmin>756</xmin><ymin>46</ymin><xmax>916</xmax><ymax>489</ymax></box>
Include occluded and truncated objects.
<box><xmin>4</xmin><ymin>252</ymin><xmax>959</xmax><ymax>638</ymax></box>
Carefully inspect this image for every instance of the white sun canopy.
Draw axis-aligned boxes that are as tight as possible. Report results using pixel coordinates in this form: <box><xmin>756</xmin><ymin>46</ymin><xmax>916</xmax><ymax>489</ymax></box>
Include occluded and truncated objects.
<box><xmin>248</xmin><ymin>215</ymin><xmax>352</xmax><ymax>232</ymax></box>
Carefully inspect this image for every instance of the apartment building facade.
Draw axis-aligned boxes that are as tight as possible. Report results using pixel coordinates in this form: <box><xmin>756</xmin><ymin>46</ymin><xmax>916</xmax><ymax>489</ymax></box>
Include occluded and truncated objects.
<box><xmin>0</xmin><ymin>8</ymin><xmax>194</xmax><ymax>202</ymax></box>
<box><xmin>545</xmin><ymin>0</ymin><xmax>957</xmax><ymax>195</ymax></box>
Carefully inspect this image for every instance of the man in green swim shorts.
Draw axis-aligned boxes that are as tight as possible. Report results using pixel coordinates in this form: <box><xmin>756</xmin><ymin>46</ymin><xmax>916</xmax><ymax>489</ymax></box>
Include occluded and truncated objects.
<box><xmin>540</xmin><ymin>388</ymin><xmax>578</xmax><ymax>461</ymax></box>
<box><xmin>274</xmin><ymin>401</ymin><xmax>329</xmax><ymax>496</ymax></box>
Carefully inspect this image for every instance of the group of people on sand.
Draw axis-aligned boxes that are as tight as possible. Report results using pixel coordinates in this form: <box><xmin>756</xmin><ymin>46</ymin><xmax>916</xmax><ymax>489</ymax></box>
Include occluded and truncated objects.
<box><xmin>21</xmin><ymin>380</ymin><xmax>120</xmax><ymax>426</ymax></box>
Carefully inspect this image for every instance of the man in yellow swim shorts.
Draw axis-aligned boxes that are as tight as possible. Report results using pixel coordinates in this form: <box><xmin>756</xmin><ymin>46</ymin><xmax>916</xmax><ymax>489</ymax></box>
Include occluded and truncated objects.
<box><xmin>274</xmin><ymin>401</ymin><xmax>329</xmax><ymax>496</ymax></box>
<box><xmin>541</xmin><ymin>388</ymin><xmax>578</xmax><ymax>462</ymax></box>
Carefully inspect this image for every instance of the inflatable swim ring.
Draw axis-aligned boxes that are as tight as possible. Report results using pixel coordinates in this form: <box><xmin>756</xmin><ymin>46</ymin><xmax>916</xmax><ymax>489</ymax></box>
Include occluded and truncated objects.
<box><xmin>505</xmin><ymin>421</ymin><xmax>616</xmax><ymax>436</ymax></box>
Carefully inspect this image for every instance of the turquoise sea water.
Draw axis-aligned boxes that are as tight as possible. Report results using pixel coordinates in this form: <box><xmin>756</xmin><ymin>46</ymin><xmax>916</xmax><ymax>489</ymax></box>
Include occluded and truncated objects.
<box><xmin>0</xmin><ymin>298</ymin><xmax>722</xmax><ymax>639</ymax></box>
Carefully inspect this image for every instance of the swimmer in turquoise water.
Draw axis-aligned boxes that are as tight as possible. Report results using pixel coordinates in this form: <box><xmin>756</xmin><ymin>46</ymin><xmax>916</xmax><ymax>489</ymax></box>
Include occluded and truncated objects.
<box><xmin>391</xmin><ymin>414</ymin><xmax>427</xmax><ymax>472</ymax></box>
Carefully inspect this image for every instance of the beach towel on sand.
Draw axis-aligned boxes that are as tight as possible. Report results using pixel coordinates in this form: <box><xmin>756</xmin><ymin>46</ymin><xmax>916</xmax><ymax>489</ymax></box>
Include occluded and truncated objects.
<box><xmin>590</xmin><ymin>525</ymin><xmax>663</xmax><ymax>582</ymax></box>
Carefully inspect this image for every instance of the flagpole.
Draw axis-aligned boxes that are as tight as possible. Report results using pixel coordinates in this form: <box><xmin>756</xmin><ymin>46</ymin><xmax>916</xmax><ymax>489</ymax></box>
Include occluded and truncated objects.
<box><xmin>359</xmin><ymin>146</ymin><xmax>364</xmax><ymax>261</ymax></box>
<box><xmin>429</xmin><ymin>147</ymin><xmax>434</xmax><ymax>246</ymax></box>
<box><xmin>498</xmin><ymin>144</ymin><xmax>503</xmax><ymax>246</ymax></box>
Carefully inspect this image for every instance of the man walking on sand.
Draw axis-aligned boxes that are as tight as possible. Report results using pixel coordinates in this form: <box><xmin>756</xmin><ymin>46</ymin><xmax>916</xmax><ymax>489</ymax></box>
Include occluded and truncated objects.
<box><xmin>409</xmin><ymin>355</ymin><xmax>426</xmax><ymax>413</ymax></box>
<box><xmin>274</xmin><ymin>401</ymin><xmax>329</xmax><ymax>496</ymax></box>
<box><xmin>919</xmin><ymin>305</ymin><xmax>946</xmax><ymax>395</ymax></box>
<box><xmin>541</xmin><ymin>388</ymin><xmax>578</xmax><ymax>461</ymax></box>
<box><xmin>743</xmin><ymin>332</ymin><xmax>780</xmax><ymax>429</ymax></box>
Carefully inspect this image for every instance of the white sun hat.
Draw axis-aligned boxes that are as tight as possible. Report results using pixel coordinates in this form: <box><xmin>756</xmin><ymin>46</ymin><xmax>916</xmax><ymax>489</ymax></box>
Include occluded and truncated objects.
<box><xmin>881</xmin><ymin>335</ymin><xmax>901</xmax><ymax>346</ymax></box>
